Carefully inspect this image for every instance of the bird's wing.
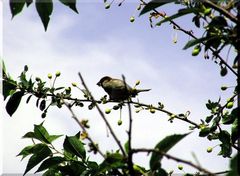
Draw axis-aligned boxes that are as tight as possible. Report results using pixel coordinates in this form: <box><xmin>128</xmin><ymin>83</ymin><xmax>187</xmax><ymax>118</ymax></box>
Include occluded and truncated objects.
<box><xmin>105</xmin><ymin>79</ymin><xmax>132</xmax><ymax>90</ymax></box>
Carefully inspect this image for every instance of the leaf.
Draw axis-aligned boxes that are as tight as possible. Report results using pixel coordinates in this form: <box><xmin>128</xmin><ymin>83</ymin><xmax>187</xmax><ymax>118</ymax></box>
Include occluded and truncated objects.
<box><xmin>59</xmin><ymin>0</ymin><xmax>78</xmax><ymax>13</ymax></box>
<box><xmin>34</xmin><ymin>123</ymin><xmax>51</xmax><ymax>144</ymax></box>
<box><xmin>99</xmin><ymin>153</ymin><xmax>125</xmax><ymax>172</ymax></box>
<box><xmin>63</xmin><ymin>133</ymin><xmax>86</xmax><ymax>160</ymax></box>
<box><xmin>23</xmin><ymin>144</ymin><xmax>52</xmax><ymax>175</ymax></box>
<box><xmin>36</xmin><ymin>156</ymin><xmax>65</xmax><ymax>173</ymax></box>
<box><xmin>140</xmin><ymin>0</ymin><xmax>176</xmax><ymax>16</ymax></box>
<box><xmin>226</xmin><ymin>154</ymin><xmax>238</xmax><ymax>176</ymax></box>
<box><xmin>3</xmin><ymin>79</ymin><xmax>17</xmax><ymax>100</ymax></box>
<box><xmin>35</xmin><ymin>0</ymin><xmax>53</xmax><ymax>31</ymax></box>
<box><xmin>156</xmin><ymin>8</ymin><xmax>200</xmax><ymax>26</ymax></box>
<box><xmin>26</xmin><ymin>0</ymin><xmax>33</xmax><ymax>7</ymax></box>
<box><xmin>6</xmin><ymin>91</ymin><xmax>24</xmax><ymax>117</ymax></box>
<box><xmin>9</xmin><ymin>0</ymin><xmax>25</xmax><ymax>18</ymax></box>
<box><xmin>199</xmin><ymin>127</ymin><xmax>211</xmax><ymax>137</ymax></box>
<box><xmin>17</xmin><ymin>145</ymin><xmax>35</xmax><ymax>160</ymax></box>
<box><xmin>149</xmin><ymin>133</ymin><xmax>189</xmax><ymax>171</ymax></box>
<box><xmin>205</xmin><ymin>115</ymin><xmax>214</xmax><ymax>123</ymax></box>
<box><xmin>40</xmin><ymin>99</ymin><xmax>46</xmax><ymax>111</ymax></box>
<box><xmin>124</xmin><ymin>140</ymin><xmax>129</xmax><ymax>153</ymax></box>
<box><xmin>48</xmin><ymin>135</ymin><xmax>63</xmax><ymax>143</ymax></box>
<box><xmin>231</xmin><ymin>118</ymin><xmax>239</xmax><ymax>143</ymax></box>
<box><xmin>183</xmin><ymin>37</ymin><xmax>209</xmax><ymax>50</ymax></box>
<box><xmin>219</xmin><ymin>130</ymin><xmax>232</xmax><ymax>157</ymax></box>
<box><xmin>22</xmin><ymin>132</ymin><xmax>36</xmax><ymax>138</ymax></box>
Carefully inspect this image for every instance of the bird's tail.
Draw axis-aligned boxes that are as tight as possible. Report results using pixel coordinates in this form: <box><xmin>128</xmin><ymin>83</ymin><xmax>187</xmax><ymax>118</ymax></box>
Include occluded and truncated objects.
<box><xmin>131</xmin><ymin>88</ymin><xmax>151</xmax><ymax>97</ymax></box>
<box><xmin>136</xmin><ymin>89</ymin><xmax>151</xmax><ymax>93</ymax></box>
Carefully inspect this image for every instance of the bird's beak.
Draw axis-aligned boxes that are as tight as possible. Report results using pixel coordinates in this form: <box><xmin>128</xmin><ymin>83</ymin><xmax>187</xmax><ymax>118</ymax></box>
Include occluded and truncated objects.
<box><xmin>97</xmin><ymin>82</ymin><xmax>101</xmax><ymax>86</ymax></box>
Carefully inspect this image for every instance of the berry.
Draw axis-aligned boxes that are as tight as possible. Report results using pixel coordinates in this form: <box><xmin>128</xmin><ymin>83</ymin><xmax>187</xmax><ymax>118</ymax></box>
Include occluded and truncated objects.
<box><xmin>105</xmin><ymin>108</ymin><xmax>111</xmax><ymax>114</ymax></box>
<box><xmin>130</xmin><ymin>16</ymin><xmax>135</xmax><ymax>23</ymax></box>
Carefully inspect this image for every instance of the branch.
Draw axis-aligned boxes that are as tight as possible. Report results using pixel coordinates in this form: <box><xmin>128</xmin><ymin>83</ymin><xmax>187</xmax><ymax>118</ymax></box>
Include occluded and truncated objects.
<box><xmin>78</xmin><ymin>72</ymin><xmax>127</xmax><ymax>157</ymax></box>
<box><xmin>131</xmin><ymin>148</ymin><xmax>214</xmax><ymax>175</ymax></box>
<box><xmin>64</xmin><ymin>101</ymin><xmax>105</xmax><ymax>158</ymax></box>
<box><xmin>203</xmin><ymin>0</ymin><xmax>239</xmax><ymax>24</ymax></box>
<box><xmin>122</xmin><ymin>75</ymin><xmax>135</xmax><ymax>175</ymax></box>
<box><xmin>140</xmin><ymin>0</ymin><xmax>238</xmax><ymax>77</ymax></box>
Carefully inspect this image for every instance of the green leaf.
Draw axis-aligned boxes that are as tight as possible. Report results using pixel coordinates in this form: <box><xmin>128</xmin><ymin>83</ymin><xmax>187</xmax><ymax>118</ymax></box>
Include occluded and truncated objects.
<box><xmin>199</xmin><ymin>127</ymin><xmax>211</xmax><ymax>137</ymax></box>
<box><xmin>6</xmin><ymin>91</ymin><xmax>24</xmax><ymax>117</ymax></box>
<box><xmin>35</xmin><ymin>0</ymin><xmax>53</xmax><ymax>31</ymax></box>
<box><xmin>17</xmin><ymin>145</ymin><xmax>35</xmax><ymax>160</ymax></box>
<box><xmin>149</xmin><ymin>133</ymin><xmax>189</xmax><ymax>171</ymax></box>
<box><xmin>3</xmin><ymin>79</ymin><xmax>17</xmax><ymax>100</ymax></box>
<box><xmin>9</xmin><ymin>0</ymin><xmax>25</xmax><ymax>18</ymax></box>
<box><xmin>140</xmin><ymin>0</ymin><xmax>176</xmax><ymax>16</ymax></box>
<box><xmin>183</xmin><ymin>37</ymin><xmax>208</xmax><ymax>50</ymax></box>
<box><xmin>22</xmin><ymin>132</ymin><xmax>36</xmax><ymax>138</ymax></box>
<box><xmin>36</xmin><ymin>156</ymin><xmax>65</xmax><ymax>173</ymax></box>
<box><xmin>43</xmin><ymin>168</ymin><xmax>61</xmax><ymax>176</ymax></box>
<box><xmin>124</xmin><ymin>140</ymin><xmax>129</xmax><ymax>153</ymax></box>
<box><xmin>59</xmin><ymin>0</ymin><xmax>78</xmax><ymax>13</ymax></box>
<box><xmin>205</xmin><ymin>115</ymin><xmax>214</xmax><ymax>123</ymax></box>
<box><xmin>226</xmin><ymin>154</ymin><xmax>238</xmax><ymax>176</ymax></box>
<box><xmin>219</xmin><ymin>130</ymin><xmax>232</xmax><ymax>157</ymax></box>
<box><xmin>156</xmin><ymin>8</ymin><xmax>200</xmax><ymax>26</ymax></box>
<box><xmin>23</xmin><ymin>144</ymin><xmax>52</xmax><ymax>175</ymax></box>
<box><xmin>34</xmin><ymin>123</ymin><xmax>51</xmax><ymax>144</ymax></box>
<box><xmin>63</xmin><ymin>133</ymin><xmax>86</xmax><ymax>160</ymax></box>
<box><xmin>231</xmin><ymin>118</ymin><xmax>239</xmax><ymax>143</ymax></box>
<box><xmin>48</xmin><ymin>135</ymin><xmax>63</xmax><ymax>143</ymax></box>
<box><xmin>26</xmin><ymin>0</ymin><xmax>33</xmax><ymax>7</ymax></box>
<box><xmin>99</xmin><ymin>153</ymin><xmax>125</xmax><ymax>172</ymax></box>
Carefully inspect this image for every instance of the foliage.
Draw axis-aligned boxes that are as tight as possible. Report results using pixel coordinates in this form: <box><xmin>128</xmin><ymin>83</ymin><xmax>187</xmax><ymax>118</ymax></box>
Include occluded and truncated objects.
<box><xmin>4</xmin><ymin>0</ymin><xmax>240</xmax><ymax>175</ymax></box>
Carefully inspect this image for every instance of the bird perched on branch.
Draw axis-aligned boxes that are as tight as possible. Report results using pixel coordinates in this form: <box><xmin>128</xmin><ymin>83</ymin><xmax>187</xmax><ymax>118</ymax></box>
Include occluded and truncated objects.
<box><xmin>97</xmin><ymin>76</ymin><xmax>151</xmax><ymax>101</ymax></box>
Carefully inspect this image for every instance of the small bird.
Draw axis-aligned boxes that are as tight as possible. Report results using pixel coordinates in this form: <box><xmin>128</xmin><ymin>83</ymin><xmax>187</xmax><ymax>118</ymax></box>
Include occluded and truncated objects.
<box><xmin>97</xmin><ymin>76</ymin><xmax>150</xmax><ymax>101</ymax></box>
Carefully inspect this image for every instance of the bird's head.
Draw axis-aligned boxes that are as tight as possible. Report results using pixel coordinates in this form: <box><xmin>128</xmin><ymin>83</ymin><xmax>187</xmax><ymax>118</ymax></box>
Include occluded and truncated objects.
<box><xmin>97</xmin><ymin>76</ymin><xmax>112</xmax><ymax>87</ymax></box>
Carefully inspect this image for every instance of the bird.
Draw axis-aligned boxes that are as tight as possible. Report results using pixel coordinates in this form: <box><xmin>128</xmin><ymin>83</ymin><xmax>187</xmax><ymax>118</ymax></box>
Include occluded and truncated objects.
<box><xmin>97</xmin><ymin>76</ymin><xmax>150</xmax><ymax>101</ymax></box>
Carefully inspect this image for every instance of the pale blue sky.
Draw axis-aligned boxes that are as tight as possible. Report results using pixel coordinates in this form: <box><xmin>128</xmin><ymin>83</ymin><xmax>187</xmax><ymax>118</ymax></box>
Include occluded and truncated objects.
<box><xmin>1</xmin><ymin>1</ymin><xmax>236</xmax><ymax>174</ymax></box>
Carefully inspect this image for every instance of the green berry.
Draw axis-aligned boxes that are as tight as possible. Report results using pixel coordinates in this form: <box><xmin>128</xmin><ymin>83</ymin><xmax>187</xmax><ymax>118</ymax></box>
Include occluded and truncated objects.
<box><xmin>220</xmin><ymin>67</ymin><xmax>228</xmax><ymax>77</ymax></box>
<box><xmin>72</xmin><ymin>82</ymin><xmax>77</xmax><ymax>87</ymax></box>
<box><xmin>221</xmin><ymin>86</ymin><xmax>228</xmax><ymax>91</ymax></box>
<box><xmin>226</xmin><ymin>102</ymin><xmax>234</xmax><ymax>109</ymax></box>
<box><xmin>47</xmin><ymin>73</ymin><xmax>52</xmax><ymax>79</ymax></box>
<box><xmin>207</xmin><ymin>147</ymin><xmax>213</xmax><ymax>153</ymax></box>
<box><xmin>105</xmin><ymin>108</ymin><xmax>111</xmax><ymax>114</ymax></box>
<box><xmin>55</xmin><ymin>71</ymin><xmax>61</xmax><ymax>77</ymax></box>
<box><xmin>204</xmin><ymin>8</ymin><xmax>211</xmax><ymax>16</ymax></box>
<box><xmin>41</xmin><ymin>112</ymin><xmax>46</xmax><ymax>118</ymax></box>
<box><xmin>135</xmin><ymin>80</ymin><xmax>140</xmax><ymax>86</ymax></box>
<box><xmin>192</xmin><ymin>48</ymin><xmax>200</xmax><ymax>56</ymax></box>
<box><xmin>178</xmin><ymin>165</ymin><xmax>183</xmax><ymax>170</ymax></box>
<box><xmin>113</xmin><ymin>105</ymin><xmax>120</xmax><ymax>110</ymax></box>
<box><xmin>130</xmin><ymin>16</ymin><xmax>135</xmax><ymax>23</ymax></box>
<box><xmin>150</xmin><ymin>108</ymin><xmax>155</xmax><ymax>114</ymax></box>
<box><xmin>105</xmin><ymin>3</ymin><xmax>110</xmax><ymax>9</ymax></box>
<box><xmin>35</xmin><ymin>77</ymin><xmax>41</xmax><ymax>82</ymax></box>
<box><xmin>117</xmin><ymin>119</ymin><xmax>122</xmax><ymax>126</ymax></box>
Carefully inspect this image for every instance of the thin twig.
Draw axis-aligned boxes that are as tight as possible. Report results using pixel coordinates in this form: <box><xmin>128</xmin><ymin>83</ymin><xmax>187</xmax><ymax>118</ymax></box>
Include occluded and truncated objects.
<box><xmin>203</xmin><ymin>0</ymin><xmax>239</xmax><ymax>24</ymax></box>
<box><xmin>64</xmin><ymin>101</ymin><xmax>105</xmax><ymax>158</ymax></box>
<box><xmin>131</xmin><ymin>148</ymin><xmax>214</xmax><ymax>175</ymax></box>
<box><xmin>78</xmin><ymin>72</ymin><xmax>127</xmax><ymax>157</ymax></box>
<box><xmin>122</xmin><ymin>75</ymin><xmax>135</xmax><ymax>176</ymax></box>
<box><xmin>139</xmin><ymin>0</ymin><xmax>238</xmax><ymax>77</ymax></box>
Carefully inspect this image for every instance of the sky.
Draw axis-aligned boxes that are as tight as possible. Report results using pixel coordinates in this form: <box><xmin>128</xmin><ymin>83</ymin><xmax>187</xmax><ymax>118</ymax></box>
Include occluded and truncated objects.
<box><xmin>0</xmin><ymin>0</ymin><xmax>237</xmax><ymax>175</ymax></box>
